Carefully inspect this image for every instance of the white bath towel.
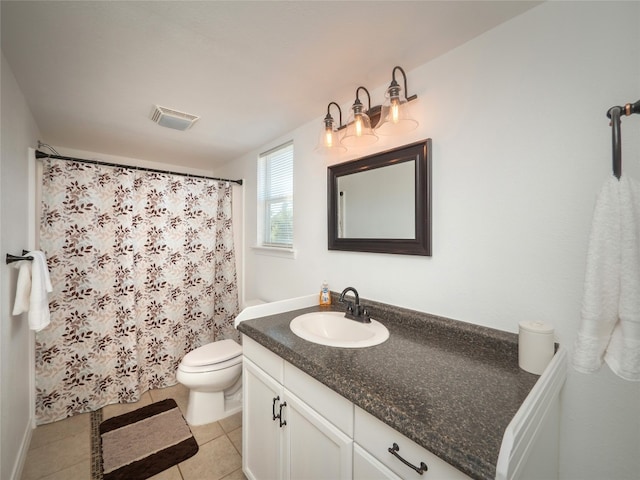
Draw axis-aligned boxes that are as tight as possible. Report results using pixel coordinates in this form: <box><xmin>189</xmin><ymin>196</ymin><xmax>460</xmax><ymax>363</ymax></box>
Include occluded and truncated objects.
<box><xmin>11</xmin><ymin>251</ymin><xmax>53</xmax><ymax>332</ymax></box>
<box><xmin>573</xmin><ymin>175</ymin><xmax>640</xmax><ymax>381</ymax></box>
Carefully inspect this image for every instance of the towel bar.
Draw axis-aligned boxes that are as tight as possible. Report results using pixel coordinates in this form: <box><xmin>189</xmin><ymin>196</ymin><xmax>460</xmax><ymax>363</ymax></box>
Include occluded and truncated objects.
<box><xmin>6</xmin><ymin>250</ymin><xmax>33</xmax><ymax>265</ymax></box>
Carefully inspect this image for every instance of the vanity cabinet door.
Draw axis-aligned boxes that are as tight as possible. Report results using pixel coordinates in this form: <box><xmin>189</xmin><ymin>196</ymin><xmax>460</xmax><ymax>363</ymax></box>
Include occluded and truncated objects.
<box><xmin>243</xmin><ymin>358</ymin><xmax>285</xmax><ymax>480</ymax></box>
<box><xmin>284</xmin><ymin>389</ymin><xmax>353</xmax><ymax>480</ymax></box>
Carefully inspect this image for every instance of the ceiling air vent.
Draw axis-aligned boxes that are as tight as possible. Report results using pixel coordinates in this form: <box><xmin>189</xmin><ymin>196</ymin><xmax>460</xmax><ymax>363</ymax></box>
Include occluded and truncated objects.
<box><xmin>150</xmin><ymin>105</ymin><xmax>199</xmax><ymax>131</ymax></box>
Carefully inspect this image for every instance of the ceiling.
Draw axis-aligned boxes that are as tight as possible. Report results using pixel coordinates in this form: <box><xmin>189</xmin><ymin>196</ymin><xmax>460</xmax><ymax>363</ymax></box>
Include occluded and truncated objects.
<box><xmin>2</xmin><ymin>1</ymin><xmax>541</xmax><ymax>171</ymax></box>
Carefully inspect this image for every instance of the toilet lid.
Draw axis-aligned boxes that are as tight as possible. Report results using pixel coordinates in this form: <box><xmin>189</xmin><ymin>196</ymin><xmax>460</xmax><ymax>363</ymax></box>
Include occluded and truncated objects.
<box><xmin>182</xmin><ymin>339</ymin><xmax>242</xmax><ymax>367</ymax></box>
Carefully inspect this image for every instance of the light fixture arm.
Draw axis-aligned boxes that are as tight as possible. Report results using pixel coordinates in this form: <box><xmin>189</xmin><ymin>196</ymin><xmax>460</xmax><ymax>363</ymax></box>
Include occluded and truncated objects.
<box><xmin>391</xmin><ymin>66</ymin><xmax>417</xmax><ymax>102</ymax></box>
<box><xmin>355</xmin><ymin>86</ymin><xmax>372</xmax><ymax>112</ymax></box>
<box><xmin>325</xmin><ymin>101</ymin><xmax>344</xmax><ymax>128</ymax></box>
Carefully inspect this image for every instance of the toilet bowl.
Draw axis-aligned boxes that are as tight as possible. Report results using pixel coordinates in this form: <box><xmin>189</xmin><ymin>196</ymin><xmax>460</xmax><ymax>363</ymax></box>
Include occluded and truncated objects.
<box><xmin>177</xmin><ymin>338</ymin><xmax>243</xmax><ymax>426</ymax></box>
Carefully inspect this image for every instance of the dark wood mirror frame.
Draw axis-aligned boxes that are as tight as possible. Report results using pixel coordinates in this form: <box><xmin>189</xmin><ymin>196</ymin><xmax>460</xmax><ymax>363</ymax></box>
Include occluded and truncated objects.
<box><xmin>328</xmin><ymin>138</ymin><xmax>432</xmax><ymax>256</ymax></box>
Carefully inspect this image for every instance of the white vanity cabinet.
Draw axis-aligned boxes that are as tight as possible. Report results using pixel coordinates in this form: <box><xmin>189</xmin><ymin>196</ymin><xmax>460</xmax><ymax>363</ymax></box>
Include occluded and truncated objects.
<box><xmin>242</xmin><ymin>337</ymin><xmax>353</xmax><ymax>480</ymax></box>
<box><xmin>243</xmin><ymin>335</ymin><xmax>471</xmax><ymax>480</ymax></box>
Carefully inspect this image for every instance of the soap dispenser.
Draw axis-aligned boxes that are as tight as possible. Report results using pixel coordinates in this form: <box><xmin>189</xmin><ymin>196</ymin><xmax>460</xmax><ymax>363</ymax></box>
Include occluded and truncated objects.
<box><xmin>319</xmin><ymin>281</ymin><xmax>331</xmax><ymax>306</ymax></box>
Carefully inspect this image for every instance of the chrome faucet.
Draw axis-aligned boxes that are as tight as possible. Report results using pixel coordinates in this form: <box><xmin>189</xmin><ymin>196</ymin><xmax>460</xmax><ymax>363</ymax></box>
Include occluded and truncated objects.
<box><xmin>338</xmin><ymin>287</ymin><xmax>371</xmax><ymax>323</ymax></box>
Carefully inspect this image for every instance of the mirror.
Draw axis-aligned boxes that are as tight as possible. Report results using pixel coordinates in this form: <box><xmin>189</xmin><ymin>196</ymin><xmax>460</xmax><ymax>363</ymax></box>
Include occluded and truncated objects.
<box><xmin>328</xmin><ymin>139</ymin><xmax>431</xmax><ymax>256</ymax></box>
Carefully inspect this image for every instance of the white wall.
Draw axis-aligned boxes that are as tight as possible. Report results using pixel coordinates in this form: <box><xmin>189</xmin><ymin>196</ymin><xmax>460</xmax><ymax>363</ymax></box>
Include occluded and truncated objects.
<box><xmin>1</xmin><ymin>53</ymin><xmax>41</xmax><ymax>480</ymax></box>
<box><xmin>215</xmin><ymin>2</ymin><xmax>640</xmax><ymax>479</ymax></box>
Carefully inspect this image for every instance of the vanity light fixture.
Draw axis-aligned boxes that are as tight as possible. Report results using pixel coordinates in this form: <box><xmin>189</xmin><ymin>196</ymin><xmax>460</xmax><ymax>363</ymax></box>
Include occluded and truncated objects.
<box><xmin>315</xmin><ymin>102</ymin><xmax>347</xmax><ymax>155</ymax></box>
<box><xmin>316</xmin><ymin>65</ymin><xmax>418</xmax><ymax>156</ymax></box>
<box><xmin>341</xmin><ymin>86</ymin><xmax>379</xmax><ymax>148</ymax></box>
<box><xmin>375</xmin><ymin>66</ymin><xmax>419</xmax><ymax>136</ymax></box>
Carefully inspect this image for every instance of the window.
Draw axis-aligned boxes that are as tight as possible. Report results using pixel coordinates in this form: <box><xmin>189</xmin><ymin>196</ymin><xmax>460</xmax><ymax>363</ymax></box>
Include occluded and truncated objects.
<box><xmin>258</xmin><ymin>141</ymin><xmax>293</xmax><ymax>249</ymax></box>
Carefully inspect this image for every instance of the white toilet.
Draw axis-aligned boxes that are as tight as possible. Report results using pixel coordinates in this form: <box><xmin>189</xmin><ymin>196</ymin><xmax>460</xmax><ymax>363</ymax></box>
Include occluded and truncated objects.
<box><xmin>176</xmin><ymin>338</ymin><xmax>243</xmax><ymax>426</ymax></box>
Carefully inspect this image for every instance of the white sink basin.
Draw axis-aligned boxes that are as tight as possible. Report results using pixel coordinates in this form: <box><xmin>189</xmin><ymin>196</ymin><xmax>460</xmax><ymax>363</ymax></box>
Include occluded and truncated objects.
<box><xmin>290</xmin><ymin>311</ymin><xmax>389</xmax><ymax>348</ymax></box>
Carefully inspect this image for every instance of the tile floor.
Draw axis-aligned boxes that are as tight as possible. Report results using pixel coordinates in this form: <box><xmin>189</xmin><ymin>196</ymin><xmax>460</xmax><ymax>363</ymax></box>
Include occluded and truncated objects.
<box><xmin>21</xmin><ymin>383</ymin><xmax>246</xmax><ymax>480</ymax></box>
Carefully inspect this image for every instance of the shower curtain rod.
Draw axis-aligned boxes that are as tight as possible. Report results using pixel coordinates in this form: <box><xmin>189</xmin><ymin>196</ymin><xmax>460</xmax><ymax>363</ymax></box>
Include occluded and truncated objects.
<box><xmin>607</xmin><ymin>99</ymin><xmax>640</xmax><ymax>180</ymax></box>
<box><xmin>34</xmin><ymin>150</ymin><xmax>243</xmax><ymax>185</ymax></box>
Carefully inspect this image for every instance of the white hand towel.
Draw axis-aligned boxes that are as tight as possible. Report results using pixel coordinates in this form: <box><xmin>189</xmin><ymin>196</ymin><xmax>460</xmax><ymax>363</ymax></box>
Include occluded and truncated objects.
<box><xmin>27</xmin><ymin>251</ymin><xmax>53</xmax><ymax>332</ymax></box>
<box><xmin>573</xmin><ymin>176</ymin><xmax>640</xmax><ymax>381</ymax></box>
<box><xmin>12</xmin><ymin>260</ymin><xmax>32</xmax><ymax>315</ymax></box>
<box><xmin>11</xmin><ymin>251</ymin><xmax>53</xmax><ymax>331</ymax></box>
<box><xmin>573</xmin><ymin>176</ymin><xmax>622</xmax><ymax>373</ymax></box>
<box><xmin>605</xmin><ymin>177</ymin><xmax>640</xmax><ymax>380</ymax></box>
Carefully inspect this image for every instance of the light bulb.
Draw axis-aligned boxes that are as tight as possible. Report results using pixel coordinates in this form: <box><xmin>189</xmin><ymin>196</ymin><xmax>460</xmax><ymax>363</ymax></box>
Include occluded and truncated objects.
<box><xmin>325</xmin><ymin>128</ymin><xmax>334</xmax><ymax>147</ymax></box>
<box><xmin>391</xmin><ymin>98</ymin><xmax>400</xmax><ymax>124</ymax></box>
<box><xmin>355</xmin><ymin>116</ymin><xmax>363</xmax><ymax>136</ymax></box>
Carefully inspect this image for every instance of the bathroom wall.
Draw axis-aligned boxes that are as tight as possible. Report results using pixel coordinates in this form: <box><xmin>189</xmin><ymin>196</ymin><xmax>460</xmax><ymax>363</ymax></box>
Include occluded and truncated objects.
<box><xmin>1</xmin><ymin>53</ymin><xmax>41</xmax><ymax>480</ymax></box>
<box><xmin>215</xmin><ymin>2</ymin><xmax>640</xmax><ymax>479</ymax></box>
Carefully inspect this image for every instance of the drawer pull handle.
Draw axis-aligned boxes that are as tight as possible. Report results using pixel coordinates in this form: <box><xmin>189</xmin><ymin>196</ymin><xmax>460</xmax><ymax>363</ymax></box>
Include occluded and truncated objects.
<box><xmin>278</xmin><ymin>402</ymin><xmax>287</xmax><ymax>427</ymax></box>
<box><xmin>272</xmin><ymin>396</ymin><xmax>280</xmax><ymax>421</ymax></box>
<box><xmin>388</xmin><ymin>443</ymin><xmax>428</xmax><ymax>475</ymax></box>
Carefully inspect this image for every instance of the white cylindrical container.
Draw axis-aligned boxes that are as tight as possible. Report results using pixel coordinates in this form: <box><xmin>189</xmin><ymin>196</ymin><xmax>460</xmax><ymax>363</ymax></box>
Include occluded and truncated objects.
<box><xmin>518</xmin><ymin>320</ymin><xmax>555</xmax><ymax>375</ymax></box>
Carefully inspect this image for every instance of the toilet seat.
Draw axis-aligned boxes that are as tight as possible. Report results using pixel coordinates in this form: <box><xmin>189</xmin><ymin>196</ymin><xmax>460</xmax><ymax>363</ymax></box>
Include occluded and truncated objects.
<box><xmin>179</xmin><ymin>339</ymin><xmax>242</xmax><ymax>373</ymax></box>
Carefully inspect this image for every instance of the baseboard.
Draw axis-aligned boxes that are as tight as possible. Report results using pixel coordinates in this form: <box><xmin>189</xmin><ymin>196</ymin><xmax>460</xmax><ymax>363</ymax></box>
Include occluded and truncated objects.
<box><xmin>10</xmin><ymin>415</ymin><xmax>33</xmax><ymax>480</ymax></box>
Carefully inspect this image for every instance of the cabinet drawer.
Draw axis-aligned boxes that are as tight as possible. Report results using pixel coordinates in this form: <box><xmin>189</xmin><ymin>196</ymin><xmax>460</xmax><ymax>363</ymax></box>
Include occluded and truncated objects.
<box><xmin>242</xmin><ymin>335</ymin><xmax>284</xmax><ymax>383</ymax></box>
<box><xmin>284</xmin><ymin>362</ymin><xmax>353</xmax><ymax>436</ymax></box>
<box><xmin>354</xmin><ymin>407</ymin><xmax>471</xmax><ymax>480</ymax></box>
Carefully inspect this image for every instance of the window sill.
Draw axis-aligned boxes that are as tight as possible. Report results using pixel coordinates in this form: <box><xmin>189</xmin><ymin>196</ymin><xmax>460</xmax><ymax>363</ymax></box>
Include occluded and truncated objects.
<box><xmin>252</xmin><ymin>245</ymin><xmax>297</xmax><ymax>259</ymax></box>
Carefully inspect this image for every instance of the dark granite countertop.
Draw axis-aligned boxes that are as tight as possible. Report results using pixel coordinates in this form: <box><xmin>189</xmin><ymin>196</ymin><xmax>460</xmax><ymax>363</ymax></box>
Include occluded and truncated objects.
<box><xmin>237</xmin><ymin>295</ymin><xmax>540</xmax><ymax>480</ymax></box>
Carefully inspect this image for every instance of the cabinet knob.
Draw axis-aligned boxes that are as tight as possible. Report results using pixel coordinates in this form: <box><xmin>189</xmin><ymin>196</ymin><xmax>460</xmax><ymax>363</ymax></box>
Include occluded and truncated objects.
<box><xmin>388</xmin><ymin>442</ymin><xmax>428</xmax><ymax>475</ymax></box>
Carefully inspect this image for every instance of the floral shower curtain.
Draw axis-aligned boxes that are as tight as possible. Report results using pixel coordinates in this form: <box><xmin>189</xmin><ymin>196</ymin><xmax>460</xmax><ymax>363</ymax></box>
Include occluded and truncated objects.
<box><xmin>36</xmin><ymin>159</ymin><xmax>239</xmax><ymax>424</ymax></box>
